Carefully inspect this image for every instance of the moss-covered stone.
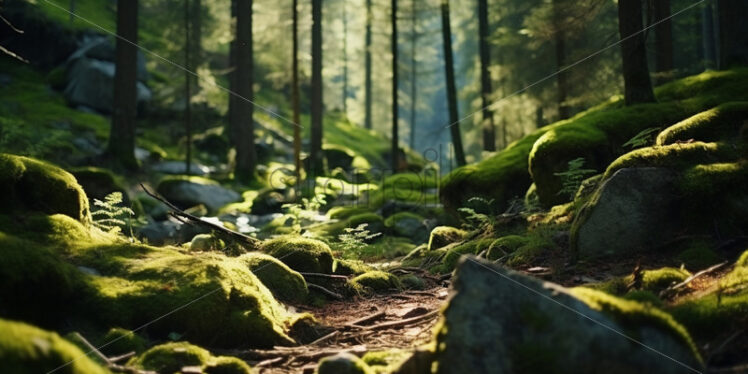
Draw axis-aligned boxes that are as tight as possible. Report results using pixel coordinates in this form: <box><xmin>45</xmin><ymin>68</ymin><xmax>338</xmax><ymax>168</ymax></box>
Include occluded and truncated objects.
<box><xmin>437</xmin><ymin>238</ymin><xmax>496</xmax><ymax>272</ymax></box>
<box><xmin>350</xmin><ymin>271</ymin><xmax>402</xmax><ymax>293</ymax></box>
<box><xmin>130</xmin><ymin>342</ymin><xmax>249</xmax><ymax>374</ymax></box>
<box><xmin>204</xmin><ymin>356</ymin><xmax>252</xmax><ymax>374</ymax></box>
<box><xmin>427</xmin><ymin>226</ymin><xmax>466</xmax><ymax>251</ymax></box>
<box><xmin>399</xmin><ymin>274</ymin><xmax>425</xmax><ymax>290</ymax></box>
<box><xmin>656</xmin><ymin>102</ymin><xmax>748</xmax><ymax>145</ymax></box>
<box><xmin>70</xmin><ymin>166</ymin><xmax>129</xmax><ymax>204</ymax></box>
<box><xmin>327</xmin><ymin>206</ymin><xmax>373</xmax><ymax>220</ymax></box>
<box><xmin>316</xmin><ymin>352</ymin><xmax>374</xmax><ymax>374</ymax></box>
<box><xmin>100</xmin><ymin>327</ymin><xmax>147</xmax><ymax>356</ymax></box>
<box><xmin>261</xmin><ymin>236</ymin><xmax>335</xmax><ymax>274</ymax></box>
<box><xmin>384</xmin><ymin>212</ymin><xmax>428</xmax><ymax>243</ymax></box>
<box><xmin>0</xmin><ymin>318</ymin><xmax>108</xmax><ymax>374</ymax></box>
<box><xmin>333</xmin><ymin>259</ymin><xmax>373</xmax><ymax>275</ymax></box>
<box><xmin>485</xmin><ymin>235</ymin><xmax>529</xmax><ymax>261</ymax></box>
<box><xmin>361</xmin><ymin>349</ymin><xmax>412</xmax><ymax>373</ymax></box>
<box><xmin>630</xmin><ymin>267</ymin><xmax>691</xmax><ymax>293</ymax></box>
<box><xmin>189</xmin><ymin>233</ymin><xmax>224</xmax><ymax>251</ymax></box>
<box><xmin>238</xmin><ymin>252</ymin><xmax>309</xmax><ymax>304</ymax></box>
<box><xmin>0</xmin><ymin>154</ymin><xmax>91</xmax><ymax>223</ymax></box>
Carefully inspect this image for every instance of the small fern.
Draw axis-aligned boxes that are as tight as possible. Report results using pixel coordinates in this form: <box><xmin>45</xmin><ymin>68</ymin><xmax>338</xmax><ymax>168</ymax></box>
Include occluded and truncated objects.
<box><xmin>337</xmin><ymin>223</ymin><xmax>381</xmax><ymax>255</ymax></box>
<box><xmin>458</xmin><ymin>197</ymin><xmax>496</xmax><ymax>230</ymax></box>
<box><xmin>554</xmin><ymin>158</ymin><xmax>597</xmax><ymax>200</ymax></box>
<box><xmin>623</xmin><ymin>127</ymin><xmax>660</xmax><ymax>149</ymax></box>
<box><xmin>91</xmin><ymin>192</ymin><xmax>135</xmax><ymax>236</ymax></box>
<box><xmin>281</xmin><ymin>193</ymin><xmax>327</xmax><ymax>235</ymax></box>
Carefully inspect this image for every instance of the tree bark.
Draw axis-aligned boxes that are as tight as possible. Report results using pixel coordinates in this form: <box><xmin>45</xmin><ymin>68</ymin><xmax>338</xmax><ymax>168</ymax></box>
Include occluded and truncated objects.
<box><xmin>292</xmin><ymin>0</ymin><xmax>301</xmax><ymax>182</ymax></box>
<box><xmin>617</xmin><ymin>0</ymin><xmax>655</xmax><ymax>105</ymax></box>
<box><xmin>409</xmin><ymin>0</ymin><xmax>417</xmax><ymax>150</ymax></box>
<box><xmin>310</xmin><ymin>0</ymin><xmax>324</xmax><ymax>175</ymax></box>
<box><xmin>716</xmin><ymin>0</ymin><xmax>748</xmax><ymax>69</ymax></box>
<box><xmin>184</xmin><ymin>0</ymin><xmax>192</xmax><ymax>174</ymax></box>
<box><xmin>364</xmin><ymin>0</ymin><xmax>373</xmax><ymax>129</ymax></box>
<box><xmin>190</xmin><ymin>0</ymin><xmax>202</xmax><ymax>91</ymax></box>
<box><xmin>702</xmin><ymin>1</ymin><xmax>716</xmax><ymax>70</ymax></box>
<box><xmin>440</xmin><ymin>0</ymin><xmax>466</xmax><ymax>167</ymax></box>
<box><xmin>232</xmin><ymin>0</ymin><xmax>257</xmax><ymax>181</ymax></box>
<box><xmin>108</xmin><ymin>0</ymin><xmax>139</xmax><ymax>170</ymax></box>
<box><xmin>653</xmin><ymin>0</ymin><xmax>674</xmax><ymax>79</ymax></box>
<box><xmin>552</xmin><ymin>0</ymin><xmax>570</xmax><ymax>120</ymax></box>
<box><xmin>391</xmin><ymin>0</ymin><xmax>399</xmax><ymax>172</ymax></box>
<box><xmin>478</xmin><ymin>0</ymin><xmax>495</xmax><ymax>151</ymax></box>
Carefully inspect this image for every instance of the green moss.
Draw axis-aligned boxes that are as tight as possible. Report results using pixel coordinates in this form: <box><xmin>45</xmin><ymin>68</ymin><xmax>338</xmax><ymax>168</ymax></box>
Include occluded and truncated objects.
<box><xmin>630</xmin><ymin>267</ymin><xmax>691</xmax><ymax>293</ymax></box>
<box><xmin>427</xmin><ymin>226</ymin><xmax>466</xmax><ymax>251</ymax></box>
<box><xmin>261</xmin><ymin>236</ymin><xmax>335</xmax><ymax>274</ymax></box>
<box><xmin>528</xmin><ymin>68</ymin><xmax>748</xmax><ymax>207</ymax></box>
<box><xmin>100</xmin><ymin>328</ymin><xmax>147</xmax><ymax>356</ymax></box>
<box><xmin>0</xmin><ymin>318</ymin><xmax>109</xmax><ymax>374</ymax></box>
<box><xmin>130</xmin><ymin>342</ymin><xmax>210</xmax><ymax>373</ymax></box>
<box><xmin>603</xmin><ymin>141</ymin><xmax>738</xmax><ymax>179</ymax></box>
<box><xmin>238</xmin><ymin>252</ymin><xmax>309</xmax><ymax>304</ymax></box>
<box><xmin>328</xmin><ymin>206</ymin><xmax>374</xmax><ymax>220</ymax></box>
<box><xmin>0</xmin><ymin>154</ymin><xmax>91</xmax><ymax>223</ymax></box>
<box><xmin>382</xmin><ymin>172</ymin><xmax>439</xmax><ymax>191</ymax></box>
<box><xmin>348</xmin><ymin>213</ymin><xmax>384</xmax><ymax>228</ymax></box>
<box><xmin>485</xmin><ymin>235</ymin><xmax>529</xmax><ymax>261</ymax></box>
<box><xmin>623</xmin><ymin>290</ymin><xmax>664</xmax><ymax>307</ymax></box>
<box><xmin>350</xmin><ymin>271</ymin><xmax>403</xmax><ymax>293</ymax></box>
<box><xmin>439</xmin><ymin>238</ymin><xmax>496</xmax><ymax>272</ymax></box>
<box><xmin>204</xmin><ymin>356</ymin><xmax>252</xmax><ymax>374</ymax></box>
<box><xmin>361</xmin><ymin>349</ymin><xmax>411</xmax><ymax>374</ymax></box>
<box><xmin>569</xmin><ymin>287</ymin><xmax>702</xmax><ymax>363</ymax></box>
<box><xmin>70</xmin><ymin>166</ymin><xmax>128</xmax><ymax>202</ymax></box>
<box><xmin>351</xmin><ymin>236</ymin><xmax>415</xmax><ymax>261</ymax></box>
<box><xmin>316</xmin><ymin>352</ymin><xmax>374</xmax><ymax>374</ymax></box>
<box><xmin>656</xmin><ymin>102</ymin><xmax>748</xmax><ymax>145</ymax></box>
<box><xmin>676</xmin><ymin>241</ymin><xmax>722</xmax><ymax>270</ymax></box>
<box><xmin>384</xmin><ymin>212</ymin><xmax>424</xmax><ymax>227</ymax></box>
<box><xmin>737</xmin><ymin>249</ymin><xmax>748</xmax><ymax>267</ymax></box>
<box><xmin>333</xmin><ymin>259</ymin><xmax>373</xmax><ymax>275</ymax></box>
<box><xmin>399</xmin><ymin>274</ymin><xmax>426</xmax><ymax>290</ymax></box>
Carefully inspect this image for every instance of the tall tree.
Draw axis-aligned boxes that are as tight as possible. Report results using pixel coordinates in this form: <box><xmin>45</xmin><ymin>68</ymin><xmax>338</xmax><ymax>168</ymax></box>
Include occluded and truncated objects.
<box><xmin>231</xmin><ymin>0</ymin><xmax>257</xmax><ymax>181</ymax></box>
<box><xmin>189</xmin><ymin>0</ymin><xmax>202</xmax><ymax>91</ymax></box>
<box><xmin>653</xmin><ymin>0</ymin><xmax>674</xmax><ymax>79</ymax></box>
<box><xmin>702</xmin><ymin>0</ymin><xmax>716</xmax><ymax>70</ymax></box>
<box><xmin>310</xmin><ymin>0</ymin><xmax>324</xmax><ymax>174</ymax></box>
<box><xmin>342</xmin><ymin>1</ymin><xmax>348</xmax><ymax>114</ymax></box>
<box><xmin>292</xmin><ymin>0</ymin><xmax>301</xmax><ymax>182</ymax></box>
<box><xmin>552</xmin><ymin>0</ymin><xmax>570</xmax><ymax>120</ymax></box>
<box><xmin>408</xmin><ymin>0</ymin><xmax>417</xmax><ymax>150</ymax></box>
<box><xmin>440</xmin><ymin>0</ymin><xmax>466</xmax><ymax>167</ymax></box>
<box><xmin>391</xmin><ymin>0</ymin><xmax>399</xmax><ymax>172</ymax></box>
<box><xmin>478</xmin><ymin>0</ymin><xmax>495</xmax><ymax>151</ymax></box>
<box><xmin>364</xmin><ymin>0</ymin><xmax>373</xmax><ymax>130</ymax></box>
<box><xmin>716</xmin><ymin>0</ymin><xmax>748</xmax><ymax>69</ymax></box>
<box><xmin>108</xmin><ymin>0</ymin><xmax>139</xmax><ymax>170</ymax></box>
<box><xmin>184</xmin><ymin>0</ymin><xmax>192</xmax><ymax>174</ymax></box>
<box><xmin>617</xmin><ymin>0</ymin><xmax>655</xmax><ymax>105</ymax></box>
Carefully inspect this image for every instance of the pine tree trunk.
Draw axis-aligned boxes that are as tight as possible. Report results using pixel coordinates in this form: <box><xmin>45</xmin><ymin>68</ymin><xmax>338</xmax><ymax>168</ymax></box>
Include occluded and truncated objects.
<box><xmin>553</xmin><ymin>0</ymin><xmax>570</xmax><ymax>120</ymax></box>
<box><xmin>653</xmin><ymin>0</ymin><xmax>674</xmax><ymax>80</ymax></box>
<box><xmin>227</xmin><ymin>0</ymin><xmax>236</xmax><ymax>142</ymax></box>
<box><xmin>184</xmin><ymin>0</ymin><xmax>192</xmax><ymax>174</ymax></box>
<box><xmin>232</xmin><ymin>0</ymin><xmax>256</xmax><ymax>181</ymax></box>
<box><xmin>409</xmin><ymin>0</ymin><xmax>417</xmax><ymax>150</ymax></box>
<box><xmin>391</xmin><ymin>0</ymin><xmax>399</xmax><ymax>173</ymax></box>
<box><xmin>702</xmin><ymin>1</ymin><xmax>716</xmax><ymax>70</ymax></box>
<box><xmin>478</xmin><ymin>0</ymin><xmax>495</xmax><ymax>151</ymax></box>
<box><xmin>190</xmin><ymin>0</ymin><xmax>202</xmax><ymax>91</ymax></box>
<box><xmin>292</xmin><ymin>0</ymin><xmax>302</xmax><ymax>182</ymax></box>
<box><xmin>617</xmin><ymin>0</ymin><xmax>655</xmax><ymax>105</ymax></box>
<box><xmin>310</xmin><ymin>0</ymin><xmax>324</xmax><ymax>175</ymax></box>
<box><xmin>716</xmin><ymin>0</ymin><xmax>748</xmax><ymax>69</ymax></box>
<box><xmin>440</xmin><ymin>0</ymin><xmax>466</xmax><ymax>167</ymax></box>
<box><xmin>364</xmin><ymin>0</ymin><xmax>373</xmax><ymax>129</ymax></box>
<box><xmin>108</xmin><ymin>0</ymin><xmax>139</xmax><ymax>170</ymax></box>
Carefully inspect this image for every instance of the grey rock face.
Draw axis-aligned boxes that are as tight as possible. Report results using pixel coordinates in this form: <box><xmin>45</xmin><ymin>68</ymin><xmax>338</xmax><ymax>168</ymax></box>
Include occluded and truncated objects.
<box><xmin>435</xmin><ymin>256</ymin><xmax>702</xmax><ymax>374</ymax></box>
<box><xmin>157</xmin><ymin>179</ymin><xmax>240</xmax><ymax>212</ymax></box>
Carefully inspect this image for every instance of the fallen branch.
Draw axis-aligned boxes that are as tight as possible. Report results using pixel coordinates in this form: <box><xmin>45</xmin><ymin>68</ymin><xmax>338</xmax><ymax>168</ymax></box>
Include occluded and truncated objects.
<box><xmin>363</xmin><ymin>310</ymin><xmax>439</xmax><ymax>331</ymax></box>
<box><xmin>140</xmin><ymin>183</ymin><xmax>260</xmax><ymax>250</ymax></box>
<box><xmin>299</xmin><ymin>272</ymin><xmax>350</xmax><ymax>282</ymax></box>
<box><xmin>308</xmin><ymin>330</ymin><xmax>340</xmax><ymax>346</ymax></box>
<box><xmin>347</xmin><ymin>309</ymin><xmax>385</xmax><ymax>327</ymax></box>
<box><xmin>108</xmin><ymin>351</ymin><xmax>136</xmax><ymax>363</ymax></box>
<box><xmin>254</xmin><ymin>356</ymin><xmax>284</xmax><ymax>367</ymax></box>
<box><xmin>660</xmin><ymin>261</ymin><xmax>728</xmax><ymax>298</ymax></box>
<box><xmin>72</xmin><ymin>333</ymin><xmax>155</xmax><ymax>374</ymax></box>
<box><xmin>308</xmin><ymin>283</ymin><xmax>343</xmax><ymax>299</ymax></box>
<box><xmin>72</xmin><ymin>332</ymin><xmax>110</xmax><ymax>365</ymax></box>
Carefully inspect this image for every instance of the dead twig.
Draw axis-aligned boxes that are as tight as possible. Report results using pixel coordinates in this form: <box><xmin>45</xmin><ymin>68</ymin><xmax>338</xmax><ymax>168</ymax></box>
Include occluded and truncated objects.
<box><xmin>347</xmin><ymin>309</ymin><xmax>385</xmax><ymax>327</ymax></box>
<box><xmin>140</xmin><ymin>183</ymin><xmax>260</xmax><ymax>250</ymax></box>
<box><xmin>363</xmin><ymin>310</ymin><xmax>439</xmax><ymax>331</ymax></box>
<box><xmin>108</xmin><ymin>351</ymin><xmax>136</xmax><ymax>363</ymax></box>
<box><xmin>308</xmin><ymin>283</ymin><xmax>343</xmax><ymax>299</ymax></box>
<box><xmin>299</xmin><ymin>272</ymin><xmax>349</xmax><ymax>282</ymax></box>
<box><xmin>308</xmin><ymin>330</ymin><xmax>340</xmax><ymax>346</ymax></box>
<box><xmin>660</xmin><ymin>262</ymin><xmax>729</xmax><ymax>298</ymax></box>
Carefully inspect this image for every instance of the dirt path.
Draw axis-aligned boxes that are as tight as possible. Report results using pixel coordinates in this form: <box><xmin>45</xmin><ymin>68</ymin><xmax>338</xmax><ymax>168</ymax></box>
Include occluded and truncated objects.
<box><xmin>232</xmin><ymin>286</ymin><xmax>449</xmax><ymax>373</ymax></box>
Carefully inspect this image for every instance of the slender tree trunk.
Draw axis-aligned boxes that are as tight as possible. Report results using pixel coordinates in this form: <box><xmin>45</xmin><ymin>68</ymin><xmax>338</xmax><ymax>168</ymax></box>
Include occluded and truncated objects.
<box><xmin>716</xmin><ymin>0</ymin><xmax>748</xmax><ymax>69</ymax></box>
<box><xmin>478</xmin><ymin>0</ymin><xmax>495</xmax><ymax>151</ymax></box>
<box><xmin>228</xmin><ymin>0</ymin><xmax>236</xmax><ymax>140</ymax></box>
<box><xmin>440</xmin><ymin>0</ymin><xmax>466</xmax><ymax>167</ymax></box>
<box><xmin>184</xmin><ymin>0</ymin><xmax>192</xmax><ymax>175</ymax></box>
<box><xmin>292</xmin><ymin>0</ymin><xmax>301</xmax><ymax>182</ymax></box>
<box><xmin>342</xmin><ymin>2</ymin><xmax>348</xmax><ymax>114</ymax></box>
<box><xmin>617</xmin><ymin>0</ymin><xmax>656</xmax><ymax>105</ymax></box>
<box><xmin>190</xmin><ymin>0</ymin><xmax>202</xmax><ymax>91</ymax></box>
<box><xmin>653</xmin><ymin>0</ymin><xmax>674</xmax><ymax>81</ymax></box>
<box><xmin>310</xmin><ymin>0</ymin><xmax>324</xmax><ymax>174</ymax></box>
<box><xmin>232</xmin><ymin>0</ymin><xmax>256</xmax><ymax>181</ymax></box>
<box><xmin>108</xmin><ymin>0</ymin><xmax>138</xmax><ymax>170</ymax></box>
<box><xmin>552</xmin><ymin>0</ymin><xmax>570</xmax><ymax>120</ymax></box>
<box><xmin>702</xmin><ymin>1</ymin><xmax>716</xmax><ymax>70</ymax></box>
<box><xmin>364</xmin><ymin>0</ymin><xmax>373</xmax><ymax>129</ymax></box>
<box><xmin>409</xmin><ymin>0</ymin><xmax>417</xmax><ymax>150</ymax></box>
<box><xmin>391</xmin><ymin>0</ymin><xmax>399</xmax><ymax>172</ymax></box>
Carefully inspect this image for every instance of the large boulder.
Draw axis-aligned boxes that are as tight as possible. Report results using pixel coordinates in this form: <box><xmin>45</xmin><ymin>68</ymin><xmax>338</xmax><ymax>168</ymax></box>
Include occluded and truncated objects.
<box><xmin>571</xmin><ymin>167</ymin><xmax>680</xmax><ymax>258</ymax></box>
<box><xmin>384</xmin><ymin>212</ymin><xmax>429</xmax><ymax>244</ymax></box>
<box><xmin>64</xmin><ymin>57</ymin><xmax>151</xmax><ymax>114</ymax></box>
<box><xmin>157</xmin><ymin>176</ymin><xmax>240</xmax><ymax>213</ymax></box>
<box><xmin>434</xmin><ymin>256</ymin><xmax>702</xmax><ymax>374</ymax></box>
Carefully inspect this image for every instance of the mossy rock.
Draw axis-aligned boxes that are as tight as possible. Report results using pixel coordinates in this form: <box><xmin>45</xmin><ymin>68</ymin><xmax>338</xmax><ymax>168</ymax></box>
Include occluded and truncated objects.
<box><xmin>130</xmin><ymin>342</ymin><xmax>250</xmax><ymax>374</ymax></box>
<box><xmin>676</xmin><ymin>240</ymin><xmax>722</xmax><ymax>270</ymax></box>
<box><xmin>316</xmin><ymin>352</ymin><xmax>374</xmax><ymax>374</ymax></box>
<box><xmin>350</xmin><ymin>271</ymin><xmax>402</xmax><ymax>293</ymax></box>
<box><xmin>427</xmin><ymin>226</ymin><xmax>466</xmax><ymax>251</ymax></box>
<box><xmin>485</xmin><ymin>235</ymin><xmax>529</xmax><ymax>261</ymax></box>
<box><xmin>656</xmin><ymin>102</ymin><xmax>748</xmax><ymax>145</ymax></box>
<box><xmin>0</xmin><ymin>154</ymin><xmax>90</xmax><ymax>223</ymax></box>
<box><xmin>189</xmin><ymin>233</ymin><xmax>225</xmax><ymax>251</ymax></box>
<box><xmin>399</xmin><ymin>274</ymin><xmax>425</xmax><ymax>290</ymax></box>
<box><xmin>156</xmin><ymin>175</ymin><xmax>241</xmax><ymax>213</ymax></box>
<box><xmin>361</xmin><ymin>349</ymin><xmax>412</xmax><ymax>373</ymax></box>
<box><xmin>100</xmin><ymin>327</ymin><xmax>147</xmax><ymax>356</ymax></box>
<box><xmin>333</xmin><ymin>259</ymin><xmax>373</xmax><ymax>276</ymax></box>
<box><xmin>239</xmin><ymin>252</ymin><xmax>309</xmax><ymax>304</ymax></box>
<box><xmin>438</xmin><ymin>238</ymin><xmax>496</xmax><ymax>272</ymax></box>
<box><xmin>70</xmin><ymin>166</ymin><xmax>130</xmax><ymax>204</ymax></box>
<box><xmin>347</xmin><ymin>212</ymin><xmax>385</xmax><ymax>234</ymax></box>
<box><xmin>0</xmin><ymin>318</ymin><xmax>108</xmax><ymax>374</ymax></box>
<box><xmin>627</xmin><ymin>267</ymin><xmax>691</xmax><ymax>293</ymax></box>
<box><xmin>327</xmin><ymin>206</ymin><xmax>373</xmax><ymax>220</ymax></box>
<box><xmin>261</xmin><ymin>236</ymin><xmax>335</xmax><ymax>274</ymax></box>
<box><xmin>384</xmin><ymin>212</ymin><xmax>429</xmax><ymax>243</ymax></box>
